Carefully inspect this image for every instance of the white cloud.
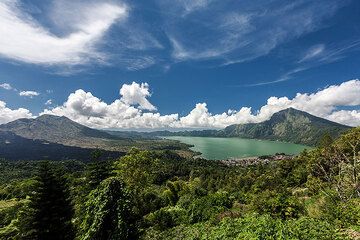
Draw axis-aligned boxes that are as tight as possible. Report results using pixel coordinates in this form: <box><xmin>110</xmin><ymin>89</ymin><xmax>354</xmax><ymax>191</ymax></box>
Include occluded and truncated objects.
<box><xmin>19</xmin><ymin>91</ymin><xmax>39</xmax><ymax>98</ymax></box>
<box><xmin>158</xmin><ymin>0</ymin><xmax>212</xmax><ymax>16</ymax></box>
<box><xmin>0</xmin><ymin>0</ymin><xmax>352</xmax><ymax>71</ymax></box>
<box><xmin>0</xmin><ymin>83</ymin><xmax>12</xmax><ymax>90</ymax></box>
<box><xmin>0</xmin><ymin>0</ymin><xmax>127</xmax><ymax>65</ymax></box>
<box><xmin>179</xmin><ymin>0</ymin><xmax>211</xmax><ymax>15</ymax></box>
<box><xmin>299</xmin><ymin>44</ymin><xmax>325</xmax><ymax>62</ymax></box>
<box><xmin>0</xmin><ymin>100</ymin><xmax>32</xmax><ymax>124</ymax></box>
<box><xmin>38</xmin><ymin>79</ymin><xmax>360</xmax><ymax>129</ymax></box>
<box><xmin>45</xmin><ymin>99</ymin><xmax>52</xmax><ymax>105</ymax></box>
<box><xmin>327</xmin><ymin>110</ymin><xmax>360</xmax><ymax>127</ymax></box>
<box><xmin>165</xmin><ymin>0</ymin><xmax>345</xmax><ymax>64</ymax></box>
<box><xmin>248</xmin><ymin>40</ymin><xmax>360</xmax><ymax>87</ymax></box>
<box><xmin>41</xmin><ymin>85</ymin><xmax>177</xmax><ymax>129</ymax></box>
<box><xmin>119</xmin><ymin>82</ymin><xmax>156</xmax><ymax>111</ymax></box>
<box><xmin>1</xmin><ymin>80</ymin><xmax>359</xmax><ymax>128</ymax></box>
<box><xmin>246</xmin><ymin>80</ymin><xmax>360</xmax><ymax>126</ymax></box>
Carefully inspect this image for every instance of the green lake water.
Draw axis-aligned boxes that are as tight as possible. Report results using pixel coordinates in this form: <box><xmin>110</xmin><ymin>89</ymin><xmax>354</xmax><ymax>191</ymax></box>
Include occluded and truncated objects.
<box><xmin>165</xmin><ymin>136</ymin><xmax>312</xmax><ymax>160</ymax></box>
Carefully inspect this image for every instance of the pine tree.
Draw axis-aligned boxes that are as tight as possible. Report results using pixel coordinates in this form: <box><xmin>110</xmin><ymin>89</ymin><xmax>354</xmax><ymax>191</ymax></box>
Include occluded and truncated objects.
<box><xmin>17</xmin><ymin>162</ymin><xmax>74</xmax><ymax>240</ymax></box>
<box><xmin>86</xmin><ymin>160</ymin><xmax>113</xmax><ymax>190</ymax></box>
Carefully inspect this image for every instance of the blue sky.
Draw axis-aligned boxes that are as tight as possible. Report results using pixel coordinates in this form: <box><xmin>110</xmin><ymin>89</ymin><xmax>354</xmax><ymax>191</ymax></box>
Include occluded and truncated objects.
<box><xmin>0</xmin><ymin>0</ymin><xmax>360</xmax><ymax>129</ymax></box>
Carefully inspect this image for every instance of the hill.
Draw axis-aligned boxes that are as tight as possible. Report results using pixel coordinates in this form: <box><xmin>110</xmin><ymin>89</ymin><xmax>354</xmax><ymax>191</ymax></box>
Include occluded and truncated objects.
<box><xmin>0</xmin><ymin>115</ymin><xmax>193</xmax><ymax>160</ymax></box>
<box><xmin>144</xmin><ymin>108</ymin><xmax>351</xmax><ymax>146</ymax></box>
<box><xmin>221</xmin><ymin>108</ymin><xmax>351</xmax><ymax>145</ymax></box>
<box><xmin>0</xmin><ymin>115</ymin><xmax>122</xmax><ymax>149</ymax></box>
<box><xmin>0</xmin><ymin>130</ymin><xmax>124</xmax><ymax>161</ymax></box>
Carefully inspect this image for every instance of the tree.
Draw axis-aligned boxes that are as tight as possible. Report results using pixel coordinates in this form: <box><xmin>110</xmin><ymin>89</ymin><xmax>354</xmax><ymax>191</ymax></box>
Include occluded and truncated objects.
<box><xmin>114</xmin><ymin>148</ymin><xmax>160</xmax><ymax>191</ymax></box>
<box><xmin>318</xmin><ymin>132</ymin><xmax>334</xmax><ymax>148</ymax></box>
<box><xmin>80</xmin><ymin>177</ymin><xmax>136</xmax><ymax>240</ymax></box>
<box><xmin>86</xmin><ymin>160</ymin><xmax>113</xmax><ymax>190</ymax></box>
<box><xmin>17</xmin><ymin>162</ymin><xmax>74</xmax><ymax>240</ymax></box>
<box><xmin>309</xmin><ymin>127</ymin><xmax>360</xmax><ymax>201</ymax></box>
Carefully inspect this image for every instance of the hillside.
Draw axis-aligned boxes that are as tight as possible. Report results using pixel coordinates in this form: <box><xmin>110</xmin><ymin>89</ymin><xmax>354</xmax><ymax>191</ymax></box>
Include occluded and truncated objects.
<box><xmin>0</xmin><ymin>115</ymin><xmax>120</xmax><ymax>146</ymax></box>
<box><xmin>146</xmin><ymin>108</ymin><xmax>351</xmax><ymax>146</ymax></box>
<box><xmin>221</xmin><ymin>108</ymin><xmax>351</xmax><ymax>145</ymax></box>
<box><xmin>0</xmin><ymin>115</ymin><xmax>193</xmax><ymax>160</ymax></box>
<box><xmin>0</xmin><ymin>130</ymin><xmax>124</xmax><ymax>161</ymax></box>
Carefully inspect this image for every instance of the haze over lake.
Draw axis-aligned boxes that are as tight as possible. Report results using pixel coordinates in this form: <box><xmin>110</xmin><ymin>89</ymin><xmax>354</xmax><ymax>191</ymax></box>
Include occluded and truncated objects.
<box><xmin>166</xmin><ymin>136</ymin><xmax>311</xmax><ymax>160</ymax></box>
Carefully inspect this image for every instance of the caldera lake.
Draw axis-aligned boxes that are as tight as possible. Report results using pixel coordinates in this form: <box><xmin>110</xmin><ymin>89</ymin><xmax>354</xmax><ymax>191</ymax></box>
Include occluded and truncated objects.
<box><xmin>165</xmin><ymin>136</ymin><xmax>312</xmax><ymax>160</ymax></box>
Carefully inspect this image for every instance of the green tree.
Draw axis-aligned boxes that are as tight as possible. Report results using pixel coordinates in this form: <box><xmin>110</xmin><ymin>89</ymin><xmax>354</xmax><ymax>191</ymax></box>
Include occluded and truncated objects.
<box><xmin>80</xmin><ymin>177</ymin><xmax>136</xmax><ymax>240</ymax></box>
<box><xmin>17</xmin><ymin>162</ymin><xmax>74</xmax><ymax>240</ymax></box>
<box><xmin>318</xmin><ymin>132</ymin><xmax>334</xmax><ymax>148</ymax></box>
<box><xmin>114</xmin><ymin>148</ymin><xmax>160</xmax><ymax>192</ymax></box>
<box><xmin>86</xmin><ymin>160</ymin><xmax>113</xmax><ymax>190</ymax></box>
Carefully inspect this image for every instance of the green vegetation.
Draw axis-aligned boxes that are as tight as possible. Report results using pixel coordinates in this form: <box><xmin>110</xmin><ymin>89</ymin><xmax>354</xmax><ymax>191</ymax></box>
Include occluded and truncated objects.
<box><xmin>219</xmin><ymin>108</ymin><xmax>351</xmax><ymax>146</ymax></box>
<box><xmin>0</xmin><ymin>127</ymin><xmax>359</xmax><ymax>239</ymax></box>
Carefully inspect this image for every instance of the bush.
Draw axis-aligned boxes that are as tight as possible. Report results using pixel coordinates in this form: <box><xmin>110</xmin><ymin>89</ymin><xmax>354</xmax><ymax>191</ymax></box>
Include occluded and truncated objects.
<box><xmin>145</xmin><ymin>206</ymin><xmax>188</xmax><ymax>230</ymax></box>
<box><xmin>142</xmin><ymin>214</ymin><xmax>345</xmax><ymax>240</ymax></box>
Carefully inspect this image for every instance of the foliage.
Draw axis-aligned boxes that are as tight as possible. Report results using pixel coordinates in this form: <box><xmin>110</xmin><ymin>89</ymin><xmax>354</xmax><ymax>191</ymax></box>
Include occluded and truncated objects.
<box><xmin>80</xmin><ymin>177</ymin><xmax>136</xmax><ymax>240</ymax></box>
<box><xmin>1</xmin><ymin>128</ymin><xmax>360</xmax><ymax>239</ymax></box>
<box><xmin>143</xmin><ymin>214</ymin><xmax>345</xmax><ymax>240</ymax></box>
<box><xmin>15</xmin><ymin>162</ymin><xmax>74</xmax><ymax>240</ymax></box>
<box><xmin>86</xmin><ymin>159</ymin><xmax>114</xmax><ymax>190</ymax></box>
<box><xmin>114</xmin><ymin>148</ymin><xmax>160</xmax><ymax>192</ymax></box>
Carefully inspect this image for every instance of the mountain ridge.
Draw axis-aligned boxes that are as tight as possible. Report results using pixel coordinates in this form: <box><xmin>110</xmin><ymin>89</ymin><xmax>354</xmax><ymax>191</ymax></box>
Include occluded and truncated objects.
<box><xmin>0</xmin><ymin>109</ymin><xmax>352</xmax><ymax>148</ymax></box>
<box><xmin>0</xmin><ymin>114</ymin><xmax>123</xmax><ymax>149</ymax></box>
<box><xmin>0</xmin><ymin>115</ymin><xmax>192</xmax><ymax>160</ymax></box>
<box><xmin>220</xmin><ymin>108</ymin><xmax>351</xmax><ymax>145</ymax></box>
<box><xmin>142</xmin><ymin>108</ymin><xmax>351</xmax><ymax>146</ymax></box>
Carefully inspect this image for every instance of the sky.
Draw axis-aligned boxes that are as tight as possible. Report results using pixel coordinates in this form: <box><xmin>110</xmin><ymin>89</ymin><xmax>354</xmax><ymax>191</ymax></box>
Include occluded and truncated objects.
<box><xmin>0</xmin><ymin>0</ymin><xmax>360</xmax><ymax>129</ymax></box>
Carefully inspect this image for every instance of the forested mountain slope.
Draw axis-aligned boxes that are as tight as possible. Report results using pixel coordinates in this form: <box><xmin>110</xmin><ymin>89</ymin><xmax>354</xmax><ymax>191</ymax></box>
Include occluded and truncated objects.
<box><xmin>221</xmin><ymin>108</ymin><xmax>351</xmax><ymax>145</ymax></box>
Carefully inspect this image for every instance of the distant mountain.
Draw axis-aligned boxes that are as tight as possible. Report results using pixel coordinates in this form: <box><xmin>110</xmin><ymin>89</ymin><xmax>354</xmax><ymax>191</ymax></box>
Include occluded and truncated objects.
<box><xmin>0</xmin><ymin>115</ymin><xmax>121</xmax><ymax>148</ymax></box>
<box><xmin>220</xmin><ymin>108</ymin><xmax>351</xmax><ymax>146</ymax></box>
<box><xmin>147</xmin><ymin>108</ymin><xmax>351</xmax><ymax>146</ymax></box>
<box><xmin>0</xmin><ymin>115</ymin><xmax>191</xmax><ymax>161</ymax></box>
<box><xmin>0</xmin><ymin>130</ymin><xmax>124</xmax><ymax>161</ymax></box>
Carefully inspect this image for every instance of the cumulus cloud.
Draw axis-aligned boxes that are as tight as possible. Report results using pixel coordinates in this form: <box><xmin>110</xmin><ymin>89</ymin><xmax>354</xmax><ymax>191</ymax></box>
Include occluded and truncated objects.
<box><xmin>41</xmin><ymin>85</ymin><xmax>177</xmax><ymax>129</ymax></box>
<box><xmin>0</xmin><ymin>101</ymin><xmax>32</xmax><ymax>124</ymax></box>
<box><xmin>38</xmin><ymin>79</ymin><xmax>360</xmax><ymax>129</ymax></box>
<box><xmin>0</xmin><ymin>0</ymin><xmax>127</xmax><ymax>65</ymax></box>
<box><xmin>327</xmin><ymin>110</ymin><xmax>360</xmax><ymax>127</ymax></box>
<box><xmin>119</xmin><ymin>82</ymin><xmax>156</xmax><ymax>111</ymax></box>
<box><xmin>19</xmin><ymin>91</ymin><xmax>39</xmax><ymax>98</ymax></box>
<box><xmin>0</xmin><ymin>83</ymin><xmax>13</xmax><ymax>90</ymax></box>
<box><xmin>1</xmin><ymin>80</ymin><xmax>359</xmax><ymax>128</ymax></box>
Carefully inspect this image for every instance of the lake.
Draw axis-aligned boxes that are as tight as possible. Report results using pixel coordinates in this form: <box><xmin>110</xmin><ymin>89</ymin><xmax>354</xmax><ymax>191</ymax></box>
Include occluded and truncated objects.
<box><xmin>165</xmin><ymin>136</ymin><xmax>311</xmax><ymax>160</ymax></box>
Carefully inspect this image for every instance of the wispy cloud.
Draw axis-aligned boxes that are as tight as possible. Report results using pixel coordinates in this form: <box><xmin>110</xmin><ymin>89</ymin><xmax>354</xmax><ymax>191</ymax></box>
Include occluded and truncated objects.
<box><xmin>299</xmin><ymin>44</ymin><xmax>325</xmax><ymax>63</ymax></box>
<box><xmin>0</xmin><ymin>0</ymin><xmax>354</xmax><ymax>72</ymax></box>
<box><xmin>158</xmin><ymin>0</ymin><xmax>212</xmax><ymax>17</ymax></box>
<box><xmin>164</xmin><ymin>0</ymin><xmax>346</xmax><ymax>65</ymax></box>
<box><xmin>313</xmin><ymin>40</ymin><xmax>360</xmax><ymax>64</ymax></box>
<box><xmin>246</xmin><ymin>39</ymin><xmax>360</xmax><ymax>87</ymax></box>
<box><xmin>0</xmin><ymin>0</ymin><xmax>127</xmax><ymax>65</ymax></box>
<box><xmin>244</xmin><ymin>68</ymin><xmax>307</xmax><ymax>87</ymax></box>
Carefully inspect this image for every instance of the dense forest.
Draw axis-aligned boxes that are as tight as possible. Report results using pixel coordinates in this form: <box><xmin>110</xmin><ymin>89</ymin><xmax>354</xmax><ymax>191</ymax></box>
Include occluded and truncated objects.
<box><xmin>0</xmin><ymin>128</ymin><xmax>359</xmax><ymax>239</ymax></box>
